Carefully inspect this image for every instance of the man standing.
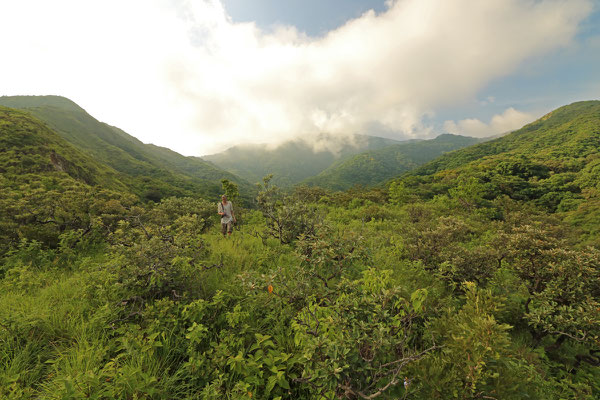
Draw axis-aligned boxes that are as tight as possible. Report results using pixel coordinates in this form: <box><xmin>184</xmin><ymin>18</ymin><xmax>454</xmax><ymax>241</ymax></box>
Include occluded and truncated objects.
<box><xmin>218</xmin><ymin>195</ymin><xmax>236</xmax><ymax>237</ymax></box>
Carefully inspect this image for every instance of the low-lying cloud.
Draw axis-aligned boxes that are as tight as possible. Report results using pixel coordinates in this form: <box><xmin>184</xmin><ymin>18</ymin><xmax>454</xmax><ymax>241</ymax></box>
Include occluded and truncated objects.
<box><xmin>0</xmin><ymin>0</ymin><xmax>593</xmax><ymax>155</ymax></box>
<box><xmin>444</xmin><ymin>108</ymin><xmax>537</xmax><ymax>138</ymax></box>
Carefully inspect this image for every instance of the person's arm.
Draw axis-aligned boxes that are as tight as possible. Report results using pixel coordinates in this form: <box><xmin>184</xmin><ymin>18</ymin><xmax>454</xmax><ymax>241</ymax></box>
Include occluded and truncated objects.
<box><xmin>218</xmin><ymin>203</ymin><xmax>224</xmax><ymax>216</ymax></box>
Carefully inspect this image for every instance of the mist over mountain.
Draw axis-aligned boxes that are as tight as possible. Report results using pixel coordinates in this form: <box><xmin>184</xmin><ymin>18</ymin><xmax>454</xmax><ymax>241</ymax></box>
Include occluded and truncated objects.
<box><xmin>202</xmin><ymin>134</ymin><xmax>402</xmax><ymax>187</ymax></box>
<box><xmin>302</xmin><ymin>134</ymin><xmax>481</xmax><ymax>190</ymax></box>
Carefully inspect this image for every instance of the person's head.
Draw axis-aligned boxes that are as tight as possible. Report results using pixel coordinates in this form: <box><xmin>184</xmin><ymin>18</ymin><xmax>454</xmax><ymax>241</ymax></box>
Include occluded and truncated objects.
<box><xmin>221</xmin><ymin>195</ymin><xmax>227</xmax><ymax>202</ymax></box>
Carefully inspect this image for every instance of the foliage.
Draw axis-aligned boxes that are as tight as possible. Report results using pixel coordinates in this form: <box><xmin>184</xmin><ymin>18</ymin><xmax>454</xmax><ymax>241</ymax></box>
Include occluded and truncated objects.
<box><xmin>256</xmin><ymin>175</ymin><xmax>321</xmax><ymax>244</ymax></box>
<box><xmin>291</xmin><ymin>269</ymin><xmax>435</xmax><ymax>399</ymax></box>
<box><xmin>303</xmin><ymin>134</ymin><xmax>481</xmax><ymax>190</ymax></box>
<box><xmin>395</xmin><ymin>101</ymin><xmax>600</xmax><ymax>215</ymax></box>
<box><xmin>108</xmin><ymin>197</ymin><xmax>212</xmax><ymax>301</ymax></box>
<box><xmin>2</xmin><ymin>100</ymin><xmax>600</xmax><ymax>399</ymax></box>
<box><xmin>419</xmin><ymin>283</ymin><xmax>546</xmax><ymax>399</ymax></box>
<box><xmin>221</xmin><ymin>179</ymin><xmax>240</xmax><ymax>203</ymax></box>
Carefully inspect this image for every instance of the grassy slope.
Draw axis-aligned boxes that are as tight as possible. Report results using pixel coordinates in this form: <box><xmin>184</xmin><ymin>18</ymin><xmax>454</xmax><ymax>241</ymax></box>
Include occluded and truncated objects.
<box><xmin>0</xmin><ymin>106</ymin><xmax>127</xmax><ymax>191</ymax></box>
<box><xmin>0</xmin><ymin>95</ymin><xmax>253</xmax><ymax>202</ymax></box>
<box><xmin>302</xmin><ymin>134</ymin><xmax>481</xmax><ymax>190</ymax></box>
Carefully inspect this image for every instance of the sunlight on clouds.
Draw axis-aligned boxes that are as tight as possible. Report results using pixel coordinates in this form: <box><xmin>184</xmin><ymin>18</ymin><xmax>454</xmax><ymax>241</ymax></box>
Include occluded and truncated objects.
<box><xmin>166</xmin><ymin>0</ymin><xmax>591</xmax><ymax>152</ymax></box>
<box><xmin>444</xmin><ymin>108</ymin><xmax>536</xmax><ymax>138</ymax></box>
<box><xmin>0</xmin><ymin>0</ymin><xmax>593</xmax><ymax>155</ymax></box>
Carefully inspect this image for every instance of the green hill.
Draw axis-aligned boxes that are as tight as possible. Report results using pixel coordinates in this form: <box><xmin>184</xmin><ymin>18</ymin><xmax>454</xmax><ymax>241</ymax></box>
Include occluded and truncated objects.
<box><xmin>393</xmin><ymin>100</ymin><xmax>600</xmax><ymax>239</ymax></box>
<box><xmin>0</xmin><ymin>106</ymin><xmax>135</xmax><ymax>248</ymax></box>
<box><xmin>408</xmin><ymin>101</ymin><xmax>600</xmax><ymax>177</ymax></box>
<box><xmin>202</xmin><ymin>134</ymin><xmax>402</xmax><ymax>187</ymax></box>
<box><xmin>303</xmin><ymin>134</ymin><xmax>481</xmax><ymax>190</ymax></box>
<box><xmin>0</xmin><ymin>106</ymin><xmax>127</xmax><ymax>190</ymax></box>
<box><xmin>0</xmin><ymin>95</ymin><xmax>253</xmax><ymax>203</ymax></box>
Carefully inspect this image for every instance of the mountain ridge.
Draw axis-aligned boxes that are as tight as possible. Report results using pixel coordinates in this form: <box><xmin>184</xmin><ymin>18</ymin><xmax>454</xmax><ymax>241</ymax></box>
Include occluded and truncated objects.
<box><xmin>0</xmin><ymin>95</ymin><xmax>253</xmax><ymax>203</ymax></box>
<box><xmin>202</xmin><ymin>134</ymin><xmax>404</xmax><ymax>186</ymax></box>
<box><xmin>0</xmin><ymin>106</ymin><xmax>128</xmax><ymax>191</ymax></box>
<box><xmin>408</xmin><ymin>101</ymin><xmax>600</xmax><ymax>177</ymax></box>
<box><xmin>390</xmin><ymin>100</ymin><xmax>600</xmax><ymax>241</ymax></box>
<box><xmin>302</xmin><ymin>133</ymin><xmax>482</xmax><ymax>190</ymax></box>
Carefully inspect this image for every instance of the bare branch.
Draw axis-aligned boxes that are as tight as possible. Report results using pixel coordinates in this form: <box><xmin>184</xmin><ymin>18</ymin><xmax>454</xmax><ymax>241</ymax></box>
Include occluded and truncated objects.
<box><xmin>339</xmin><ymin>345</ymin><xmax>441</xmax><ymax>399</ymax></box>
<box><xmin>548</xmin><ymin>330</ymin><xmax>587</xmax><ymax>342</ymax></box>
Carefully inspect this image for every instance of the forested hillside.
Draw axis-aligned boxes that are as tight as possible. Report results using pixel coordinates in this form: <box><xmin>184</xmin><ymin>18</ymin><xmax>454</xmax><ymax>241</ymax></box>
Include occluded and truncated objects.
<box><xmin>0</xmin><ymin>96</ymin><xmax>253</xmax><ymax>203</ymax></box>
<box><xmin>303</xmin><ymin>134</ymin><xmax>481</xmax><ymax>190</ymax></box>
<box><xmin>409</xmin><ymin>101</ymin><xmax>600</xmax><ymax>176</ymax></box>
<box><xmin>0</xmin><ymin>107</ymin><xmax>126</xmax><ymax>190</ymax></box>
<box><xmin>394</xmin><ymin>100</ymin><xmax>600</xmax><ymax>243</ymax></box>
<box><xmin>202</xmin><ymin>134</ymin><xmax>401</xmax><ymax>187</ymax></box>
<box><xmin>1</xmin><ymin>100</ymin><xmax>600</xmax><ymax>399</ymax></box>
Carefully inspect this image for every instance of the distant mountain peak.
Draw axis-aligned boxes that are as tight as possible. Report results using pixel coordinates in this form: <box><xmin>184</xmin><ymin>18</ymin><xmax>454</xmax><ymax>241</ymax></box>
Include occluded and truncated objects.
<box><xmin>202</xmin><ymin>134</ymin><xmax>404</xmax><ymax>186</ymax></box>
<box><xmin>302</xmin><ymin>134</ymin><xmax>481</xmax><ymax>190</ymax></box>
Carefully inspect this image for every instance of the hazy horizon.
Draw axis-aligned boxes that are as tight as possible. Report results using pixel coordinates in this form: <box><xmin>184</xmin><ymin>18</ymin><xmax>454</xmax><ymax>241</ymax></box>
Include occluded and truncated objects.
<box><xmin>1</xmin><ymin>0</ymin><xmax>599</xmax><ymax>155</ymax></box>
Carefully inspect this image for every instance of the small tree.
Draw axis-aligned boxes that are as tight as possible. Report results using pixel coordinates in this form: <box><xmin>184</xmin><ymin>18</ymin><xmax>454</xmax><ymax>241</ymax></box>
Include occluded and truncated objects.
<box><xmin>498</xmin><ymin>222</ymin><xmax>600</xmax><ymax>353</ymax></box>
<box><xmin>388</xmin><ymin>180</ymin><xmax>409</xmax><ymax>205</ymax></box>
<box><xmin>256</xmin><ymin>175</ymin><xmax>320</xmax><ymax>244</ymax></box>
<box><xmin>221</xmin><ymin>179</ymin><xmax>239</xmax><ymax>203</ymax></box>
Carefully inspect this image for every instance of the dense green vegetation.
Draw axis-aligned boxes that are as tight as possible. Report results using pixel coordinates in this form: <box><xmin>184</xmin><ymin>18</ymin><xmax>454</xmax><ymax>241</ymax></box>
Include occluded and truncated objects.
<box><xmin>2</xmin><ymin>100</ymin><xmax>600</xmax><ymax>399</ymax></box>
<box><xmin>0</xmin><ymin>96</ymin><xmax>254</xmax><ymax>204</ymax></box>
<box><xmin>303</xmin><ymin>134</ymin><xmax>481</xmax><ymax>190</ymax></box>
<box><xmin>202</xmin><ymin>134</ymin><xmax>401</xmax><ymax>187</ymax></box>
<box><xmin>0</xmin><ymin>107</ymin><xmax>126</xmax><ymax>190</ymax></box>
<box><xmin>393</xmin><ymin>100</ymin><xmax>600</xmax><ymax>244</ymax></box>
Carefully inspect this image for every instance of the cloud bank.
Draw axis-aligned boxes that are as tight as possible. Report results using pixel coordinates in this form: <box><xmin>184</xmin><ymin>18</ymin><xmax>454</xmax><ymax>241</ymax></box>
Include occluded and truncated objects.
<box><xmin>0</xmin><ymin>0</ymin><xmax>593</xmax><ymax>154</ymax></box>
<box><xmin>444</xmin><ymin>108</ymin><xmax>536</xmax><ymax>138</ymax></box>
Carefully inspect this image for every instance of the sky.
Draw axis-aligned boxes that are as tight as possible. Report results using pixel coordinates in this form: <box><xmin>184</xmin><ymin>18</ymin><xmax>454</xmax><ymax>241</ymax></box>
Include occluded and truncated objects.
<box><xmin>0</xmin><ymin>0</ymin><xmax>598</xmax><ymax>156</ymax></box>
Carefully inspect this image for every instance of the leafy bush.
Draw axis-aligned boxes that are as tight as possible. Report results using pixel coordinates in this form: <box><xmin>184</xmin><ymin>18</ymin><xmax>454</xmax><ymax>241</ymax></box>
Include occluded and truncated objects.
<box><xmin>256</xmin><ymin>175</ymin><xmax>321</xmax><ymax>244</ymax></box>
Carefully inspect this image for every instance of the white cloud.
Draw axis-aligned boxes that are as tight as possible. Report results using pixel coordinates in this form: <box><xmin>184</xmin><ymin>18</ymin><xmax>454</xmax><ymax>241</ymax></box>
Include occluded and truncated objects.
<box><xmin>0</xmin><ymin>0</ymin><xmax>593</xmax><ymax>155</ymax></box>
<box><xmin>444</xmin><ymin>107</ymin><xmax>536</xmax><ymax>138</ymax></box>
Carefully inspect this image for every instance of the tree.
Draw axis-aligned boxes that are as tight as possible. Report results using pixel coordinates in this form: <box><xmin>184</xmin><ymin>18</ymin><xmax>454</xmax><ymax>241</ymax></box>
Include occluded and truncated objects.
<box><xmin>221</xmin><ymin>179</ymin><xmax>239</xmax><ymax>203</ymax></box>
<box><xmin>256</xmin><ymin>175</ymin><xmax>320</xmax><ymax>244</ymax></box>
<box><xmin>497</xmin><ymin>221</ymin><xmax>600</xmax><ymax>360</ymax></box>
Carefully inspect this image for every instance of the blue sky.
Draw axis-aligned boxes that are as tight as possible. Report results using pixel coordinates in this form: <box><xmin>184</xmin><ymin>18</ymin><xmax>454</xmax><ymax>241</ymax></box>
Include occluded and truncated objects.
<box><xmin>464</xmin><ymin>7</ymin><xmax>600</xmax><ymax>116</ymax></box>
<box><xmin>1</xmin><ymin>0</ymin><xmax>598</xmax><ymax>154</ymax></box>
<box><xmin>222</xmin><ymin>0</ymin><xmax>389</xmax><ymax>37</ymax></box>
